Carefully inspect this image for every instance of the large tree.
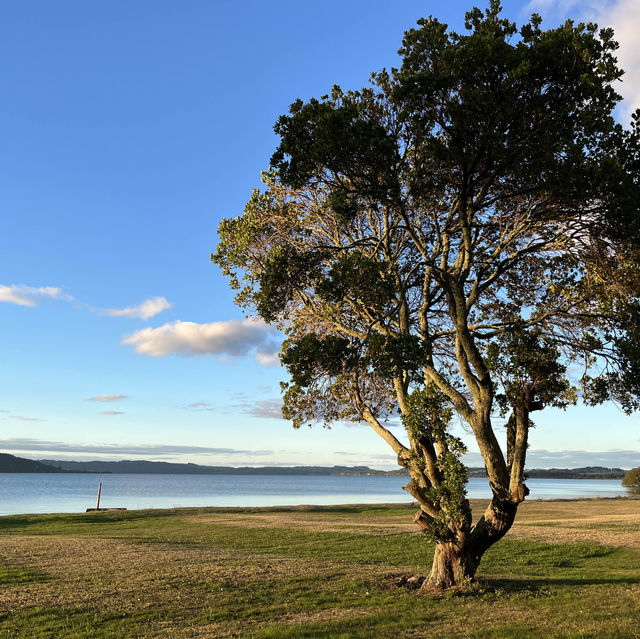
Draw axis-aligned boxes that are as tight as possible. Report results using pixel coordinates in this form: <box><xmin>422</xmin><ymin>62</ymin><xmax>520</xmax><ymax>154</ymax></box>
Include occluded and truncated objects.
<box><xmin>213</xmin><ymin>1</ymin><xmax>640</xmax><ymax>589</ymax></box>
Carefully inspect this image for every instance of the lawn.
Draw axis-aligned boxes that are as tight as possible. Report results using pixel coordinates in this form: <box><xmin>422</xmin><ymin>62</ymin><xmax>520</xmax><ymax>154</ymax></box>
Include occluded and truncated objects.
<box><xmin>1</xmin><ymin>499</ymin><xmax>639</xmax><ymax>638</ymax></box>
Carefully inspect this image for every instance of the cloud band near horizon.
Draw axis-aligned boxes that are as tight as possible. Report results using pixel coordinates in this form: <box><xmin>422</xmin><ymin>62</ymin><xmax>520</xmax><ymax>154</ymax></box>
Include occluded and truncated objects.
<box><xmin>0</xmin><ymin>438</ymin><xmax>271</xmax><ymax>457</ymax></box>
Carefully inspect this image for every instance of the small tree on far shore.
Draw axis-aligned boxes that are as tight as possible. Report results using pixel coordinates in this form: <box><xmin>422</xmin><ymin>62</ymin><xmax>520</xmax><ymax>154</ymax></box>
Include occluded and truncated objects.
<box><xmin>622</xmin><ymin>467</ymin><xmax>640</xmax><ymax>487</ymax></box>
<box><xmin>213</xmin><ymin>1</ymin><xmax>640</xmax><ymax>590</ymax></box>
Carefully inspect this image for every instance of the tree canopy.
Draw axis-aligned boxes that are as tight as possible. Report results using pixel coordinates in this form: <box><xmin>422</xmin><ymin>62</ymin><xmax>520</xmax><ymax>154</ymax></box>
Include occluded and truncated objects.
<box><xmin>213</xmin><ymin>1</ymin><xmax>640</xmax><ymax>588</ymax></box>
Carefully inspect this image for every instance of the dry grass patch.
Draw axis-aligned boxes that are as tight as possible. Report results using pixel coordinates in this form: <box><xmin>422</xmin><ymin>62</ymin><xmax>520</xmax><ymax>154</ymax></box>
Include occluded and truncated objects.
<box><xmin>187</xmin><ymin>512</ymin><xmax>417</xmax><ymax>536</ymax></box>
<box><xmin>506</xmin><ymin>498</ymin><xmax>640</xmax><ymax>548</ymax></box>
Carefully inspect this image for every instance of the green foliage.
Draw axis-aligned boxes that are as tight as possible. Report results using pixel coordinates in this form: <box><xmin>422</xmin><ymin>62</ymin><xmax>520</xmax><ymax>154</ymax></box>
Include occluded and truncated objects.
<box><xmin>256</xmin><ymin>244</ymin><xmax>325</xmax><ymax>323</ymax></box>
<box><xmin>622</xmin><ymin>467</ymin><xmax>640</xmax><ymax>487</ymax></box>
<box><xmin>402</xmin><ymin>385</ymin><xmax>454</xmax><ymax>444</ymax></box>
<box><xmin>282</xmin><ymin>335</ymin><xmax>356</xmax><ymax>387</ymax></box>
<box><xmin>316</xmin><ymin>252</ymin><xmax>396</xmax><ymax>311</ymax></box>
<box><xmin>402</xmin><ymin>386</ymin><xmax>469</xmax><ymax>539</ymax></box>
<box><xmin>365</xmin><ymin>334</ymin><xmax>431</xmax><ymax>383</ymax></box>
<box><xmin>486</xmin><ymin>325</ymin><xmax>576</xmax><ymax>415</ymax></box>
<box><xmin>271</xmin><ymin>86</ymin><xmax>400</xmax><ymax>201</ymax></box>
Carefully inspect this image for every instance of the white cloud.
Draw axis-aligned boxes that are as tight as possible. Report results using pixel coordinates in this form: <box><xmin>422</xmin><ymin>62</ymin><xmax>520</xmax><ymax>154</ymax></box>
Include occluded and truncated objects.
<box><xmin>525</xmin><ymin>0</ymin><xmax>640</xmax><ymax>123</ymax></box>
<box><xmin>9</xmin><ymin>415</ymin><xmax>43</xmax><ymax>422</ymax></box>
<box><xmin>254</xmin><ymin>352</ymin><xmax>280</xmax><ymax>367</ymax></box>
<box><xmin>100</xmin><ymin>296</ymin><xmax>172</xmax><ymax>320</ymax></box>
<box><xmin>99</xmin><ymin>411</ymin><xmax>123</xmax><ymax>416</ymax></box>
<box><xmin>87</xmin><ymin>394</ymin><xmax>128</xmax><ymax>402</ymax></box>
<box><xmin>122</xmin><ymin>318</ymin><xmax>281</xmax><ymax>364</ymax></box>
<box><xmin>598</xmin><ymin>0</ymin><xmax>640</xmax><ymax>122</ymax></box>
<box><xmin>0</xmin><ymin>284</ymin><xmax>72</xmax><ymax>307</ymax></box>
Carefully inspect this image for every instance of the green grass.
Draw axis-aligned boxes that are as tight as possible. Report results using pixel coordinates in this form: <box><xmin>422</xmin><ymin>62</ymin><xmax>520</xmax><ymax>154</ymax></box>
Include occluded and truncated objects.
<box><xmin>1</xmin><ymin>501</ymin><xmax>639</xmax><ymax>638</ymax></box>
<box><xmin>0</xmin><ymin>565</ymin><xmax>49</xmax><ymax>587</ymax></box>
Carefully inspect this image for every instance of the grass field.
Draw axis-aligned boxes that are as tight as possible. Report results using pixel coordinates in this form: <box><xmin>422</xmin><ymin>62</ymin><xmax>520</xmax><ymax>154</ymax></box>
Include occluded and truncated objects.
<box><xmin>1</xmin><ymin>498</ymin><xmax>639</xmax><ymax>638</ymax></box>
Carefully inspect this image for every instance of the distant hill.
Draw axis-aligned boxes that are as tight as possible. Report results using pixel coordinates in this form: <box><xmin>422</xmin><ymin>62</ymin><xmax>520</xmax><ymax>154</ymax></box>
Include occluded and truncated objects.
<box><xmin>33</xmin><ymin>461</ymin><xmax>629</xmax><ymax>479</ymax></box>
<box><xmin>0</xmin><ymin>453</ymin><xmax>69</xmax><ymax>473</ymax></box>
<box><xmin>467</xmin><ymin>466</ymin><xmax>625</xmax><ymax>479</ymax></box>
<box><xmin>36</xmin><ymin>459</ymin><xmax>403</xmax><ymax>476</ymax></box>
<box><xmin>526</xmin><ymin>466</ymin><xmax>626</xmax><ymax>479</ymax></box>
<box><xmin>0</xmin><ymin>454</ymin><xmax>628</xmax><ymax>479</ymax></box>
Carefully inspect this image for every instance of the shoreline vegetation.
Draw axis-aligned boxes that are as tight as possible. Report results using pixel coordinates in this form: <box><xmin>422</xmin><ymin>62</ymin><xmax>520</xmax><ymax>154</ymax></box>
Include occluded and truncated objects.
<box><xmin>1</xmin><ymin>498</ymin><xmax>640</xmax><ymax>637</ymax></box>
<box><xmin>0</xmin><ymin>453</ymin><xmax>627</xmax><ymax>479</ymax></box>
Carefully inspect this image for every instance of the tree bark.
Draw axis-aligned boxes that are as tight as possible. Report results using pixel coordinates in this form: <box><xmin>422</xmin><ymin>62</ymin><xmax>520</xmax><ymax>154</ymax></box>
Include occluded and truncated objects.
<box><xmin>421</xmin><ymin>495</ymin><xmax>523</xmax><ymax>590</ymax></box>
<box><xmin>425</xmin><ymin>541</ymin><xmax>478</xmax><ymax>589</ymax></box>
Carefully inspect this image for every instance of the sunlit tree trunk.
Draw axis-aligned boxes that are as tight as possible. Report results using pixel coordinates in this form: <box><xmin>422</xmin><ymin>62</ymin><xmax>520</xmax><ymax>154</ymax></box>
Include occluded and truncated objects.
<box><xmin>424</xmin><ymin>496</ymin><xmax>521</xmax><ymax>589</ymax></box>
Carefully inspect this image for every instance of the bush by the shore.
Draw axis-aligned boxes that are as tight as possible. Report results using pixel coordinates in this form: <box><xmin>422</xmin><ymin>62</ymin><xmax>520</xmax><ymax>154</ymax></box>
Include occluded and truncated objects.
<box><xmin>622</xmin><ymin>466</ymin><xmax>640</xmax><ymax>486</ymax></box>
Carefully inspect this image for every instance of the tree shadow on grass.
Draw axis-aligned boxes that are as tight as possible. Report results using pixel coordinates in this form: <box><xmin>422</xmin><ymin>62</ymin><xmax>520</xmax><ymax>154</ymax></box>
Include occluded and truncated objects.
<box><xmin>474</xmin><ymin>573</ymin><xmax>640</xmax><ymax>596</ymax></box>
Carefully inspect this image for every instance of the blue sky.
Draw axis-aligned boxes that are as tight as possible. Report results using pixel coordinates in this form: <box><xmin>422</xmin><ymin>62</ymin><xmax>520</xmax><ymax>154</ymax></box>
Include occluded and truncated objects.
<box><xmin>1</xmin><ymin>0</ymin><xmax>639</xmax><ymax>470</ymax></box>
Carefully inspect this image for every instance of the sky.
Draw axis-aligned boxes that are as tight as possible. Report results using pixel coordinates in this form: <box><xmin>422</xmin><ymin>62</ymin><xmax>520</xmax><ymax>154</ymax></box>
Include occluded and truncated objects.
<box><xmin>1</xmin><ymin>0</ymin><xmax>639</xmax><ymax>471</ymax></box>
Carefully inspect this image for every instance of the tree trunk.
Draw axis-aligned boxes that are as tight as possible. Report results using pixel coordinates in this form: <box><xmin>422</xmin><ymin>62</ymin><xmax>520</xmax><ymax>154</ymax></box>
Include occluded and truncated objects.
<box><xmin>425</xmin><ymin>541</ymin><xmax>478</xmax><ymax>589</ymax></box>
<box><xmin>421</xmin><ymin>496</ymin><xmax>522</xmax><ymax>590</ymax></box>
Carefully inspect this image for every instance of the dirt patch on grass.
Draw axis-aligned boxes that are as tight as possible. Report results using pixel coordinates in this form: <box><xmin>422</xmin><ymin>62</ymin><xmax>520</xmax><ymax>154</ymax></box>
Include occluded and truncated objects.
<box><xmin>508</xmin><ymin>501</ymin><xmax>640</xmax><ymax>548</ymax></box>
<box><xmin>187</xmin><ymin>512</ymin><xmax>417</xmax><ymax>535</ymax></box>
<box><xmin>186</xmin><ymin>499</ymin><xmax>640</xmax><ymax>544</ymax></box>
<box><xmin>508</xmin><ymin>523</ymin><xmax>640</xmax><ymax>548</ymax></box>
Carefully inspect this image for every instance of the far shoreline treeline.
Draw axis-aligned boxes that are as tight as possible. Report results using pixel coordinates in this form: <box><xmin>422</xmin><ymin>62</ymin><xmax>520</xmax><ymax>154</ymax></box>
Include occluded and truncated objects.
<box><xmin>0</xmin><ymin>453</ymin><xmax>627</xmax><ymax>479</ymax></box>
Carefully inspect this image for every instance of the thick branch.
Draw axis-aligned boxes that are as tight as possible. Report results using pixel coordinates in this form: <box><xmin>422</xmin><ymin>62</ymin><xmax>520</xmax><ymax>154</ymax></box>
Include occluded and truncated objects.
<box><xmin>362</xmin><ymin>407</ymin><xmax>410</xmax><ymax>457</ymax></box>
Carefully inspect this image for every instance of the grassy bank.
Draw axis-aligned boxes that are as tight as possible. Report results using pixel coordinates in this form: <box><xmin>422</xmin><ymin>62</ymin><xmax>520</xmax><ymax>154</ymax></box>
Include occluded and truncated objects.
<box><xmin>1</xmin><ymin>499</ymin><xmax>639</xmax><ymax>638</ymax></box>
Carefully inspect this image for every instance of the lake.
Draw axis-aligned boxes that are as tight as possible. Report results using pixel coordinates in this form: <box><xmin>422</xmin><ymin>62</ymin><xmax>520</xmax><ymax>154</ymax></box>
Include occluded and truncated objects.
<box><xmin>0</xmin><ymin>473</ymin><xmax>634</xmax><ymax>516</ymax></box>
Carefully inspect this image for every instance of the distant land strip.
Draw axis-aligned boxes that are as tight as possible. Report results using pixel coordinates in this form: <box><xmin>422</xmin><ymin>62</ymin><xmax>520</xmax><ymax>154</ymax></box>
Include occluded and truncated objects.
<box><xmin>0</xmin><ymin>453</ymin><xmax>627</xmax><ymax>479</ymax></box>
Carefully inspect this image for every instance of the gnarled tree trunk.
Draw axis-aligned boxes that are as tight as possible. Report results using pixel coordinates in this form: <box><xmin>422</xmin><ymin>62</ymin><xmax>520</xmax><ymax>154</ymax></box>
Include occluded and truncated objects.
<box><xmin>422</xmin><ymin>495</ymin><xmax>522</xmax><ymax>590</ymax></box>
<box><xmin>426</xmin><ymin>541</ymin><xmax>478</xmax><ymax>589</ymax></box>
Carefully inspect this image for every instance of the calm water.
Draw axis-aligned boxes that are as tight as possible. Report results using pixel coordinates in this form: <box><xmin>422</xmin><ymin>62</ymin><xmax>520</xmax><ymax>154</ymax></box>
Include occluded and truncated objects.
<box><xmin>0</xmin><ymin>473</ymin><xmax>633</xmax><ymax>516</ymax></box>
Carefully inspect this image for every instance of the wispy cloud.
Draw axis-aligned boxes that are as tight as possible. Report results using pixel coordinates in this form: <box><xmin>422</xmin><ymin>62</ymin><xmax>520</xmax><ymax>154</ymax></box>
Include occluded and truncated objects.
<box><xmin>0</xmin><ymin>284</ymin><xmax>72</xmax><ymax>307</ymax></box>
<box><xmin>99</xmin><ymin>411</ymin><xmax>123</xmax><ymax>416</ymax></box>
<box><xmin>184</xmin><ymin>401</ymin><xmax>215</xmax><ymax>411</ymax></box>
<box><xmin>99</xmin><ymin>296</ymin><xmax>172</xmax><ymax>320</ymax></box>
<box><xmin>0</xmin><ymin>438</ymin><xmax>271</xmax><ymax>456</ymax></box>
<box><xmin>231</xmin><ymin>397</ymin><xmax>284</xmax><ymax>420</ymax></box>
<box><xmin>87</xmin><ymin>394</ymin><xmax>128</xmax><ymax>402</ymax></box>
<box><xmin>1</xmin><ymin>284</ymin><xmax>172</xmax><ymax>323</ymax></box>
<box><xmin>9</xmin><ymin>415</ymin><xmax>43</xmax><ymax>422</ymax></box>
<box><xmin>122</xmin><ymin>318</ymin><xmax>280</xmax><ymax>365</ymax></box>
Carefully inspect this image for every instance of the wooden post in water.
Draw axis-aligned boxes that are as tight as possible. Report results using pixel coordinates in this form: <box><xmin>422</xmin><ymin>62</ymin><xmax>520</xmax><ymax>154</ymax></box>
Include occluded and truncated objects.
<box><xmin>96</xmin><ymin>482</ymin><xmax>102</xmax><ymax>510</ymax></box>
